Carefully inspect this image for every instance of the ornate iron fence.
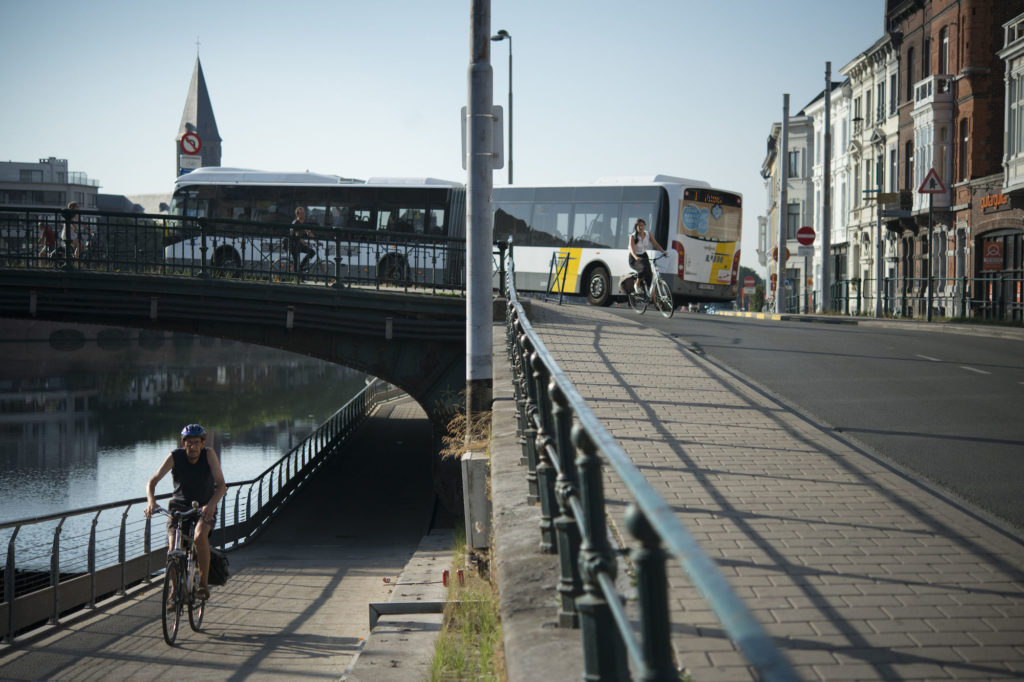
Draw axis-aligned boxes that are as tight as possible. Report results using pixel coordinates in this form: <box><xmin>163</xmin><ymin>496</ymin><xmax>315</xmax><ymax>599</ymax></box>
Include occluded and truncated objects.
<box><xmin>504</xmin><ymin>255</ymin><xmax>797</xmax><ymax>680</ymax></box>
<box><xmin>0</xmin><ymin>379</ymin><xmax>402</xmax><ymax>643</ymax></box>
<box><xmin>0</xmin><ymin>206</ymin><xmax>466</xmax><ymax>294</ymax></box>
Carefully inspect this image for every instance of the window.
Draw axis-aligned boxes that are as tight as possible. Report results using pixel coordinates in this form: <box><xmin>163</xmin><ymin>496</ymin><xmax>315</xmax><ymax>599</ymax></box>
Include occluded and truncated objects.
<box><xmin>890</xmin><ymin>149</ymin><xmax>898</xmax><ymax>192</ymax></box>
<box><xmin>877</xmin><ymin>82</ymin><xmax>886</xmax><ymax>121</ymax></box>
<box><xmin>786</xmin><ymin>203</ymin><xmax>800</xmax><ymax>239</ymax></box>
<box><xmin>19</xmin><ymin>169</ymin><xmax>43</xmax><ymax>183</ymax></box>
<box><xmin>959</xmin><ymin>119</ymin><xmax>969</xmax><ymax>181</ymax></box>
<box><xmin>788</xmin><ymin>150</ymin><xmax>800</xmax><ymax>178</ymax></box>
<box><xmin>939</xmin><ymin>27</ymin><xmax>949</xmax><ymax>74</ymax></box>
<box><xmin>905</xmin><ymin>141</ymin><xmax>914</xmax><ymax>192</ymax></box>
<box><xmin>854</xmin><ymin>162</ymin><xmax>861</xmax><ymax>206</ymax></box>
<box><xmin>923</xmin><ymin>38</ymin><xmax>931</xmax><ymax>78</ymax></box>
<box><xmin>906</xmin><ymin>48</ymin><xmax>915</xmax><ymax>101</ymax></box>
<box><xmin>865</xmin><ymin>91</ymin><xmax>872</xmax><ymax>126</ymax></box>
<box><xmin>890</xmin><ymin>74</ymin><xmax>898</xmax><ymax>114</ymax></box>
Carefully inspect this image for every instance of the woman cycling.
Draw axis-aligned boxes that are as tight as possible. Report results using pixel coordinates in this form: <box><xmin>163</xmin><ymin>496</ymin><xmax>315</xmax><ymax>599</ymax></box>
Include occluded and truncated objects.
<box><xmin>627</xmin><ymin>218</ymin><xmax>666</xmax><ymax>294</ymax></box>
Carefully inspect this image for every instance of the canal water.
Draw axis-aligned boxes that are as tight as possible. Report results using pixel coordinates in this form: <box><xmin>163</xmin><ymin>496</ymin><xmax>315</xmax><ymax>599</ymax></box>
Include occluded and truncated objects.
<box><xmin>0</xmin><ymin>319</ymin><xmax>367</xmax><ymax>525</ymax></box>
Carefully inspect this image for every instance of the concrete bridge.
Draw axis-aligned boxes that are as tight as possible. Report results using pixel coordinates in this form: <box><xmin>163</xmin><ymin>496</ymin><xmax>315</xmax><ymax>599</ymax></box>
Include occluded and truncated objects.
<box><xmin>0</xmin><ymin>268</ymin><xmax>465</xmax><ymax>433</ymax></box>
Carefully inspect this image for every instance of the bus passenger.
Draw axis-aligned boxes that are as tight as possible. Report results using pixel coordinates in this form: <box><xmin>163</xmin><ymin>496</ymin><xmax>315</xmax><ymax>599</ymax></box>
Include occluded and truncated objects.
<box><xmin>627</xmin><ymin>218</ymin><xmax>666</xmax><ymax>294</ymax></box>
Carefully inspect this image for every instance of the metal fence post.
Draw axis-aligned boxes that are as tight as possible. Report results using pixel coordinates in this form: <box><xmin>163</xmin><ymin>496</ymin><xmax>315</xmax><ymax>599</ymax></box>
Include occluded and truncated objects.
<box><xmin>519</xmin><ymin>335</ymin><xmax>540</xmax><ymax>503</ymax></box>
<box><xmin>6</xmin><ymin>527</ymin><xmax>20</xmax><ymax>643</ymax></box>
<box><xmin>88</xmin><ymin>512</ymin><xmax>100</xmax><ymax>608</ymax></box>
<box><xmin>531</xmin><ymin>357</ymin><xmax>557</xmax><ymax>552</ymax></box>
<box><xmin>625</xmin><ymin>504</ymin><xmax>677</xmax><ymax>681</ymax></box>
<box><xmin>550</xmin><ymin>382</ymin><xmax>582</xmax><ymax>627</ymax></box>
<box><xmin>50</xmin><ymin>518</ymin><xmax>65</xmax><ymax>625</ymax></box>
<box><xmin>572</xmin><ymin>425</ymin><xmax>629</xmax><ymax>681</ymax></box>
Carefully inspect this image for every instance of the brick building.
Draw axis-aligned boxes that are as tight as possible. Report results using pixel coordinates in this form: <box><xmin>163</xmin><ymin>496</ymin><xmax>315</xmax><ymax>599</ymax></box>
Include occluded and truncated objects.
<box><xmin>885</xmin><ymin>0</ymin><xmax>1024</xmax><ymax>320</ymax></box>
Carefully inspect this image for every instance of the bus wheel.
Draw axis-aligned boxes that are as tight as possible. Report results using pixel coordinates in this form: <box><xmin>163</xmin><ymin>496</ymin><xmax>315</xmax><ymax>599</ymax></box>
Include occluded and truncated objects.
<box><xmin>212</xmin><ymin>249</ymin><xmax>242</xmax><ymax>278</ymax></box>
<box><xmin>585</xmin><ymin>266</ymin><xmax>612</xmax><ymax>306</ymax></box>
<box><xmin>378</xmin><ymin>256</ymin><xmax>408</xmax><ymax>285</ymax></box>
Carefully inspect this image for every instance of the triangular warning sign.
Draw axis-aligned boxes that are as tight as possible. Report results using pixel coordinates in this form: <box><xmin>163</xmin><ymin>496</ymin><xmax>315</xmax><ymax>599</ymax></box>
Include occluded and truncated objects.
<box><xmin>918</xmin><ymin>168</ymin><xmax>947</xmax><ymax>194</ymax></box>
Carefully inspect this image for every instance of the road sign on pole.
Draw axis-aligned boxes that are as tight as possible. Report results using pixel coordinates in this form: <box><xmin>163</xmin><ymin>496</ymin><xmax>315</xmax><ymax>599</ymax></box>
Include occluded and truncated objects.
<box><xmin>918</xmin><ymin>168</ymin><xmax>946</xmax><ymax>194</ymax></box>
<box><xmin>796</xmin><ymin>226</ymin><xmax>815</xmax><ymax>246</ymax></box>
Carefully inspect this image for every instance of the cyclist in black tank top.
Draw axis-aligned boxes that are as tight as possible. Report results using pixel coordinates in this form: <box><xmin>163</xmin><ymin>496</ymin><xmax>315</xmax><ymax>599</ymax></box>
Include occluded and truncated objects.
<box><xmin>145</xmin><ymin>424</ymin><xmax>226</xmax><ymax>599</ymax></box>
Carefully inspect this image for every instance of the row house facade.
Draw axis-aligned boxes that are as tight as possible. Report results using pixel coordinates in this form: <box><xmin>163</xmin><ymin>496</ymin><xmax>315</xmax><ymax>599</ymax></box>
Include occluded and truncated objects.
<box><xmin>888</xmin><ymin>0</ymin><xmax>1024</xmax><ymax>320</ymax></box>
<box><xmin>762</xmin><ymin>0</ymin><xmax>1024</xmax><ymax>321</ymax></box>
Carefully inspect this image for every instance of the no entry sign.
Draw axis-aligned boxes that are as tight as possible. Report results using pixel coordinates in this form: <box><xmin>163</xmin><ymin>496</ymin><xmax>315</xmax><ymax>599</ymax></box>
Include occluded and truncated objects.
<box><xmin>796</xmin><ymin>226</ymin><xmax>815</xmax><ymax>246</ymax></box>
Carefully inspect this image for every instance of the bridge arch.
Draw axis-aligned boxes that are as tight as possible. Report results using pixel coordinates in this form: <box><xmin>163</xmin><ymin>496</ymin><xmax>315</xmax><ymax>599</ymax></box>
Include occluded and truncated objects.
<box><xmin>0</xmin><ymin>270</ymin><xmax>466</xmax><ymax>435</ymax></box>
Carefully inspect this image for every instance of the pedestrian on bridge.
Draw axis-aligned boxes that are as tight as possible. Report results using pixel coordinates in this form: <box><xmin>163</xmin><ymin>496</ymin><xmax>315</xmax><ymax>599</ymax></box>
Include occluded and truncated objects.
<box><xmin>145</xmin><ymin>424</ymin><xmax>226</xmax><ymax>600</ymax></box>
<box><xmin>290</xmin><ymin>206</ymin><xmax>317</xmax><ymax>280</ymax></box>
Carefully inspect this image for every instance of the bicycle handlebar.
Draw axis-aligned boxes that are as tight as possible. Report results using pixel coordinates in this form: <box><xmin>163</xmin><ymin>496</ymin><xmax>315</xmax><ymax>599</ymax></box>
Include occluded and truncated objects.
<box><xmin>151</xmin><ymin>503</ymin><xmax>202</xmax><ymax>523</ymax></box>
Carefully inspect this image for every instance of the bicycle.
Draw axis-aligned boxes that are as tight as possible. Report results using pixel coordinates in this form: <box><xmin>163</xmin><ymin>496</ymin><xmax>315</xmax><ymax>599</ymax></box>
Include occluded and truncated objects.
<box><xmin>153</xmin><ymin>503</ymin><xmax>207</xmax><ymax>645</ymax></box>
<box><xmin>270</xmin><ymin>249</ymin><xmax>333</xmax><ymax>284</ymax></box>
<box><xmin>627</xmin><ymin>253</ymin><xmax>675</xmax><ymax>318</ymax></box>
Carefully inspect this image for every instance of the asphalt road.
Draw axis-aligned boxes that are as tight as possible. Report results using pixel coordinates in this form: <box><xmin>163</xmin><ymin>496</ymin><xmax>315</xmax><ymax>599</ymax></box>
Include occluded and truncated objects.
<box><xmin>607</xmin><ymin>306</ymin><xmax>1024</xmax><ymax>531</ymax></box>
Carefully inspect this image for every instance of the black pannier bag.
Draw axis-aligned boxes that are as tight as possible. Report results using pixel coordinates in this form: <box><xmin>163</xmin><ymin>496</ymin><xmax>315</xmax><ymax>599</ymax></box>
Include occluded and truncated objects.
<box><xmin>208</xmin><ymin>547</ymin><xmax>230</xmax><ymax>586</ymax></box>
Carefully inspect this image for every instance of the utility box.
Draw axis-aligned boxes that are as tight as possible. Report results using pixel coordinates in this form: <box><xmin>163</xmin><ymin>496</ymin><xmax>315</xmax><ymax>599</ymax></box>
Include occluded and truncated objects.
<box><xmin>461</xmin><ymin>450</ymin><xmax>492</xmax><ymax>550</ymax></box>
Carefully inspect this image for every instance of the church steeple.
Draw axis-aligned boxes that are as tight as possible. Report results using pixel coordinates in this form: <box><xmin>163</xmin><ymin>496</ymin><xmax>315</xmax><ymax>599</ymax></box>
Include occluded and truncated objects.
<box><xmin>177</xmin><ymin>57</ymin><xmax>222</xmax><ymax>173</ymax></box>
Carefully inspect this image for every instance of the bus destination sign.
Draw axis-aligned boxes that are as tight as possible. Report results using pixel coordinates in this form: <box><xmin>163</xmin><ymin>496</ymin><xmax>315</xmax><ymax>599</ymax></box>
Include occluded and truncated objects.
<box><xmin>684</xmin><ymin>188</ymin><xmax>741</xmax><ymax>207</ymax></box>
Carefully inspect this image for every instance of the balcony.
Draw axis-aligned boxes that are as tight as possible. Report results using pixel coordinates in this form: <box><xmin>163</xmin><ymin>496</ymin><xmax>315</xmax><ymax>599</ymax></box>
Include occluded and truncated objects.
<box><xmin>913</xmin><ymin>75</ymin><xmax>954</xmax><ymax>109</ymax></box>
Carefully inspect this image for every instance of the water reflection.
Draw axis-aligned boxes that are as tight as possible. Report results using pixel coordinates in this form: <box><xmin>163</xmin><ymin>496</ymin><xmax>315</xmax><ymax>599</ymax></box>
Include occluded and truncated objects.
<box><xmin>0</xmin><ymin>320</ymin><xmax>366</xmax><ymax>523</ymax></box>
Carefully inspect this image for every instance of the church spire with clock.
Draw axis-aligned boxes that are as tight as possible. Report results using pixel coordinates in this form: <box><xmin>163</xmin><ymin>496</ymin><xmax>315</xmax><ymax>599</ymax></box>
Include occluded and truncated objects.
<box><xmin>177</xmin><ymin>56</ymin><xmax>222</xmax><ymax>174</ymax></box>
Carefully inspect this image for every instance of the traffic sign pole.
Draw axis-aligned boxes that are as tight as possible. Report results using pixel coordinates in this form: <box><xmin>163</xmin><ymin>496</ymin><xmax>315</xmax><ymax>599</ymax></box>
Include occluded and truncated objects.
<box><xmin>927</xmin><ymin>192</ymin><xmax>933</xmax><ymax>322</ymax></box>
<box><xmin>776</xmin><ymin>94</ymin><xmax>789</xmax><ymax>315</ymax></box>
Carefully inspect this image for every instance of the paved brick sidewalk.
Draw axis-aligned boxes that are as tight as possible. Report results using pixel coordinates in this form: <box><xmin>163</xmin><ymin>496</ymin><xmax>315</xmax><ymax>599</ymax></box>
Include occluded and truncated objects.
<box><xmin>526</xmin><ymin>300</ymin><xmax>1024</xmax><ymax>681</ymax></box>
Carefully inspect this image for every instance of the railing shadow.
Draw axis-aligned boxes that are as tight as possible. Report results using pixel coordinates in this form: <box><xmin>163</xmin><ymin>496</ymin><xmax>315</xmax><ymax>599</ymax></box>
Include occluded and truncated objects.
<box><xmin>503</xmin><ymin>253</ymin><xmax>798</xmax><ymax>681</ymax></box>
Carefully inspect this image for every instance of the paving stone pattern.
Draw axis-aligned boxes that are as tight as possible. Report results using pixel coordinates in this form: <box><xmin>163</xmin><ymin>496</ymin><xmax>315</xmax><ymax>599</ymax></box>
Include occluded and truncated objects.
<box><xmin>526</xmin><ymin>301</ymin><xmax>1024</xmax><ymax>681</ymax></box>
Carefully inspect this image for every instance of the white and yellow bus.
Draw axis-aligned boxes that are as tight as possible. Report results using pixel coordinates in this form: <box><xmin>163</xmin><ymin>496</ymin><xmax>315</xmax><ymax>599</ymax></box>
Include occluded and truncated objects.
<box><xmin>493</xmin><ymin>175</ymin><xmax>742</xmax><ymax>306</ymax></box>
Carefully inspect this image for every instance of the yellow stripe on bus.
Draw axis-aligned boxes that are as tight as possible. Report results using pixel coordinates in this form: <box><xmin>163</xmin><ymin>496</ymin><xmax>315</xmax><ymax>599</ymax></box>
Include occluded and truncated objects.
<box><xmin>550</xmin><ymin>247</ymin><xmax>582</xmax><ymax>293</ymax></box>
<box><xmin>709</xmin><ymin>242</ymin><xmax>735</xmax><ymax>284</ymax></box>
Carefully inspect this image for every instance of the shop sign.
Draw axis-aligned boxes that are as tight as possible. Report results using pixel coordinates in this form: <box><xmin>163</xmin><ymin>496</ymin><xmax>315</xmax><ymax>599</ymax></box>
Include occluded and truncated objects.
<box><xmin>980</xmin><ymin>192</ymin><xmax>1010</xmax><ymax>213</ymax></box>
<box><xmin>982</xmin><ymin>241</ymin><xmax>1004</xmax><ymax>271</ymax></box>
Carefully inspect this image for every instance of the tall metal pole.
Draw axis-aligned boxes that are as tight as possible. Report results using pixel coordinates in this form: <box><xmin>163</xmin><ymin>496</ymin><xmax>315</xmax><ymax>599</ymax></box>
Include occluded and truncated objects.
<box><xmin>821</xmin><ymin>62</ymin><xmax>832</xmax><ymax>313</ymax></box>
<box><xmin>490</xmin><ymin>29</ymin><xmax>512</xmax><ymax>184</ymax></box>
<box><xmin>927</xmin><ymin>193</ymin><xmax>934</xmax><ymax>322</ymax></box>
<box><xmin>467</xmin><ymin>0</ymin><xmax>494</xmax><ymax>419</ymax></box>
<box><xmin>507</xmin><ymin>35</ymin><xmax>512</xmax><ymax>185</ymax></box>
<box><xmin>776</xmin><ymin>94</ymin><xmax>789</xmax><ymax>315</ymax></box>
<box><xmin>875</xmin><ymin>152</ymin><xmax>884</xmax><ymax>317</ymax></box>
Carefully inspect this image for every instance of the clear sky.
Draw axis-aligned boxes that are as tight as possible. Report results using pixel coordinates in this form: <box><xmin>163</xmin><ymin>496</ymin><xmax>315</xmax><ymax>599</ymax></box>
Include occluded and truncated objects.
<box><xmin>1</xmin><ymin>0</ymin><xmax>884</xmax><ymax>270</ymax></box>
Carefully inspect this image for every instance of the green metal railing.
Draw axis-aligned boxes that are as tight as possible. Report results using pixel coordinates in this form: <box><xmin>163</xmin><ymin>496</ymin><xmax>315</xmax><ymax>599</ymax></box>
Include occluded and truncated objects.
<box><xmin>0</xmin><ymin>206</ymin><xmax>467</xmax><ymax>294</ymax></box>
<box><xmin>504</xmin><ymin>255</ymin><xmax>797</xmax><ymax>681</ymax></box>
<box><xmin>0</xmin><ymin>379</ymin><xmax>402</xmax><ymax>643</ymax></box>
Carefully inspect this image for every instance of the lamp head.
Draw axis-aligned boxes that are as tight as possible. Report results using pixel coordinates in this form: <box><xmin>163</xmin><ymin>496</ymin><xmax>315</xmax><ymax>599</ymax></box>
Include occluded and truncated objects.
<box><xmin>491</xmin><ymin>29</ymin><xmax>510</xmax><ymax>41</ymax></box>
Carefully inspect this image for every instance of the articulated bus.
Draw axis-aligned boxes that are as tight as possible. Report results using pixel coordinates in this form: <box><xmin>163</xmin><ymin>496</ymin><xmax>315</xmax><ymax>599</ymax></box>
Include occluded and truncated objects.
<box><xmin>165</xmin><ymin>167</ymin><xmax>466</xmax><ymax>285</ymax></box>
<box><xmin>493</xmin><ymin>175</ymin><xmax>742</xmax><ymax>306</ymax></box>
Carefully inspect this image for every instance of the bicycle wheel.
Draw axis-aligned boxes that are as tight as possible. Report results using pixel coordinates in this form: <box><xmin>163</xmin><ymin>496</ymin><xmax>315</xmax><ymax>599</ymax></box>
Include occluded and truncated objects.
<box><xmin>628</xmin><ymin>291</ymin><xmax>647</xmax><ymax>314</ymax></box>
<box><xmin>162</xmin><ymin>559</ymin><xmax>182</xmax><ymax>645</ymax></box>
<box><xmin>270</xmin><ymin>257</ymin><xmax>293</xmax><ymax>282</ymax></box>
<box><xmin>187</xmin><ymin>558</ymin><xmax>206</xmax><ymax>631</ymax></box>
<box><xmin>655</xmin><ymin>279</ymin><xmax>674</xmax><ymax>318</ymax></box>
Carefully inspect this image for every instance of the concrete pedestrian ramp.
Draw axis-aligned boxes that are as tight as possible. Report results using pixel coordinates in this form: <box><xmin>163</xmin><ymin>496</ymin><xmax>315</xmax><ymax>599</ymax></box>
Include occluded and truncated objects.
<box><xmin>0</xmin><ymin>396</ymin><xmax>454</xmax><ymax>681</ymax></box>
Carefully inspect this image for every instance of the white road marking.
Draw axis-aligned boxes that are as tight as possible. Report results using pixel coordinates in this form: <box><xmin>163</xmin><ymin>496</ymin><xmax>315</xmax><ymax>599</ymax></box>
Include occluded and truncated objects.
<box><xmin>916</xmin><ymin>354</ymin><xmax>942</xmax><ymax>362</ymax></box>
<box><xmin>960</xmin><ymin>366</ymin><xmax>990</xmax><ymax>375</ymax></box>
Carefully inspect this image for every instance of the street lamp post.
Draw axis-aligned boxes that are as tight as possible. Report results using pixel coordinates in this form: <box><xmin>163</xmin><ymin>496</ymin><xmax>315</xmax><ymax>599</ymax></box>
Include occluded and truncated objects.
<box><xmin>490</xmin><ymin>29</ymin><xmax>512</xmax><ymax>184</ymax></box>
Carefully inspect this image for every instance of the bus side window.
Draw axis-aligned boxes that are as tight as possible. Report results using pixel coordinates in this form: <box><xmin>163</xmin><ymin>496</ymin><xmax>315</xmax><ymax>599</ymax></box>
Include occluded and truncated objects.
<box><xmin>306</xmin><ymin>205</ymin><xmax>327</xmax><ymax>227</ymax></box>
<box><xmin>532</xmin><ymin>203</ymin><xmax>570</xmax><ymax>247</ymax></box>
<box><xmin>429</xmin><ymin>209</ymin><xmax>445</xmax><ymax>235</ymax></box>
<box><xmin>494</xmin><ymin>203</ymin><xmax>531</xmax><ymax>244</ymax></box>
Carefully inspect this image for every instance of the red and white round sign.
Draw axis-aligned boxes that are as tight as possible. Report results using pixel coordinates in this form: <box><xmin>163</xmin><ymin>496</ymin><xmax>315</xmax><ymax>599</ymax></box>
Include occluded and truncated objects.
<box><xmin>796</xmin><ymin>225</ymin><xmax>815</xmax><ymax>246</ymax></box>
<box><xmin>180</xmin><ymin>131</ymin><xmax>202</xmax><ymax>155</ymax></box>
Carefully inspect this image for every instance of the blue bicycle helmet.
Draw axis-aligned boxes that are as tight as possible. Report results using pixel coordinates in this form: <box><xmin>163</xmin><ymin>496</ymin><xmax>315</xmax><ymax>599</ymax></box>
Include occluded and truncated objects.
<box><xmin>180</xmin><ymin>424</ymin><xmax>206</xmax><ymax>439</ymax></box>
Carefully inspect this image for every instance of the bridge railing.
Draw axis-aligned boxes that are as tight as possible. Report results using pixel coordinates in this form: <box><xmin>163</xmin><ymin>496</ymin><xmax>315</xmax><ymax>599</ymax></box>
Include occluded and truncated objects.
<box><xmin>504</xmin><ymin>255</ymin><xmax>797</xmax><ymax>680</ymax></box>
<box><xmin>0</xmin><ymin>206</ymin><xmax>466</xmax><ymax>294</ymax></box>
<box><xmin>0</xmin><ymin>378</ymin><xmax>402</xmax><ymax>643</ymax></box>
